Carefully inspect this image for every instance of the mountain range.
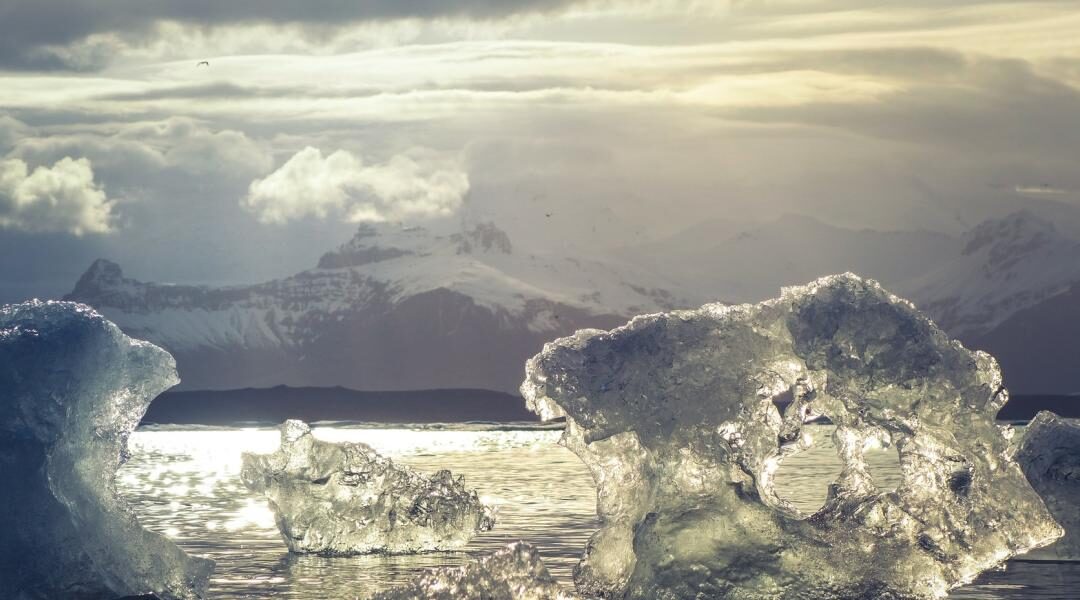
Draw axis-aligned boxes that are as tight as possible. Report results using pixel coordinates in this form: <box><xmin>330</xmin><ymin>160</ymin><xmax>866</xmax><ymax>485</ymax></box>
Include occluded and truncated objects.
<box><xmin>66</xmin><ymin>222</ymin><xmax>685</xmax><ymax>393</ymax></box>
<box><xmin>65</xmin><ymin>211</ymin><xmax>1080</xmax><ymax>395</ymax></box>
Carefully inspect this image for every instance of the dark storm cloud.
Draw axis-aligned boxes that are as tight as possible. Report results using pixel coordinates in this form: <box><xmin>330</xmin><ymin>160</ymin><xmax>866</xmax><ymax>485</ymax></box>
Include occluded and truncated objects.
<box><xmin>0</xmin><ymin>0</ymin><xmax>583</xmax><ymax>69</ymax></box>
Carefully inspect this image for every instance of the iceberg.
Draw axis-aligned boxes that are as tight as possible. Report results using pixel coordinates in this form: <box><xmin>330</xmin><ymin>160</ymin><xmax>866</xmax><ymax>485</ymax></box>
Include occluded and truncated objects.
<box><xmin>0</xmin><ymin>300</ymin><xmax>213</xmax><ymax>599</ymax></box>
<box><xmin>1016</xmin><ymin>411</ymin><xmax>1080</xmax><ymax>561</ymax></box>
<box><xmin>370</xmin><ymin>541</ymin><xmax>578</xmax><ymax>600</ymax></box>
<box><xmin>240</xmin><ymin>419</ymin><xmax>496</xmax><ymax>555</ymax></box>
<box><xmin>521</xmin><ymin>274</ymin><xmax>1061</xmax><ymax>599</ymax></box>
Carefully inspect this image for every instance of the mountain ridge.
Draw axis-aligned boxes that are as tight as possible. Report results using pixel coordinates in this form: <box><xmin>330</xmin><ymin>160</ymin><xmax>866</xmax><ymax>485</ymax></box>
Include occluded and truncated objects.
<box><xmin>66</xmin><ymin>211</ymin><xmax>1080</xmax><ymax>394</ymax></box>
<box><xmin>65</xmin><ymin>221</ymin><xmax>684</xmax><ymax>392</ymax></box>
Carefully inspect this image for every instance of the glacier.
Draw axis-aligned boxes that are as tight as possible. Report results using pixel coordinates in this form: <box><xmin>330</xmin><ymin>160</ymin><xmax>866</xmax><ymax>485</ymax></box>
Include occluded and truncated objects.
<box><xmin>370</xmin><ymin>541</ymin><xmax>578</xmax><ymax>600</ymax></box>
<box><xmin>521</xmin><ymin>273</ymin><xmax>1061</xmax><ymax>599</ymax></box>
<box><xmin>1016</xmin><ymin>411</ymin><xmax>1080</xmax><ymax>561</ymax></box>
<box><xmin>240</xmin><ymin>419</ymin><xmax>496</xmax><ymax>555</ymax></box>
<box><xmin>0</xmin><ymin>300</ymin><xmax>214</xmax><ymax>599</ymax></box>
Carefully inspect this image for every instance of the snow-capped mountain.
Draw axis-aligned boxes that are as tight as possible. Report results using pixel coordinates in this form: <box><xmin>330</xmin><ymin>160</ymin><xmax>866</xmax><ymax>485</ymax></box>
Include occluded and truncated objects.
<box><xmin>899</xmin><ymin>210</ymin><xmax>1080</xmax><ymax>337</ymax></box>
<box><xmin>65</xmin><ymin>222</ymin><xmax>688</xmax><ymax>393</ymax></box>
<box><xmin>619</xmin><ymin>214</ymin><xmax>962</xmax><ymax>303</ymax></box>
<box><xmin>963</xmin><ymin>280</ymin><xmax>1080</xmax><ymax>394</ymax></box>
<box><xmin>618</xmin><ymin>209</ymin><xmax>1080</xmax><ymax>394</ymax></box>
<box><xmin>888</xmin><ymin>210</ymin><xmax>1080</xmax><ymax>394</ymax></box>
<box><xmin>64</xmin><ymin>211</ymin><xmax>1080</xmax><ymax>395</ymax></box>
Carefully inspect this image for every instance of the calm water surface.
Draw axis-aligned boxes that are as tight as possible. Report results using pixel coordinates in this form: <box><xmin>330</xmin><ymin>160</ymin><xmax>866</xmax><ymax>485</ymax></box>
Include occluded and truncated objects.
<box><xmin>117</xmin><ymin>423</ymin><xmax>1080</xmax><ymax>599</ymax></box>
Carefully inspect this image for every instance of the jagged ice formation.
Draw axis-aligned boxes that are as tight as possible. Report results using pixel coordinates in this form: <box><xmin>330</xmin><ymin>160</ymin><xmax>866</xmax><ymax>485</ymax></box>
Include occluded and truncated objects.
<box><xmin>522</xmin><ymin>273</ymin><xmax>1061</xmax><ymax>600</ymax></box>
<box><xmin>241</xmin><ymin>419</ymin><xmax>496</xmax><ymax>555</ymax></box>
<box><xmin>1016</xmin><ymin>411</ymin><xmax>1080</xmax><ymax>561</ymax></box>
<box><xmin>370</xmin><ymin>541</ymin><xmax>579</xmax><ymax>600</ymax></box>
<box><xmin>0</xmin><ymin>300</ymin><xmax>214</xmax><ymax>599</ymax></box>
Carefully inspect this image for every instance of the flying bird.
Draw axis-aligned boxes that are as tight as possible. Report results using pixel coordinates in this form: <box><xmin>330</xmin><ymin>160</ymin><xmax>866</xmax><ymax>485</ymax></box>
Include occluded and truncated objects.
<box><xmin>196</xmin><ymin>61</ymin><xmax>210</xmax><ymax>67</ymax></box>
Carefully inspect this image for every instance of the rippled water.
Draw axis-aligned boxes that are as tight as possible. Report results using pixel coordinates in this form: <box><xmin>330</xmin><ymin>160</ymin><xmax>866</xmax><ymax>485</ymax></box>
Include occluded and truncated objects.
<box><xmin>118</xmin><ymin>423</ymin><xmax>1080</xmax><ymax>599</ymax></box>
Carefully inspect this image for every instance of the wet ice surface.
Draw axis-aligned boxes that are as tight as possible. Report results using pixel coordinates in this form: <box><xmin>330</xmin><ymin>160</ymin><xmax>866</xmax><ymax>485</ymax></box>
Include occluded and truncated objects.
<box><xmin>119</xmin><ymin>423</ymin><xmax>594</xmax><ymax>598</ymax></box>
<box><xmin>522</xmin><ymin>274</ymin><xmax>1059</xmax><ymax>599</ymax></box>
<box><xmin>118</xmin><ymin>423</ymin><xmax>1080</xmax><ymax>599</ymax></box>
<box><xmin>0</xmin><ymin>301</ymin><xmax>212</xmax><ymax>600</ymax></box>
<box><xmin>241</xmin><ymin>420</ymin><xmax>495</xmax><ymax>555</ymax></box>
<box><xmin>370</xmin><ymin>541</ymin><xmax>577</xmax><ymax>600</ymax></box>
<box><xmin>1016</xmin><ymin>412</ymin><xmax>1080</xmax><ymax>562</ymax></box>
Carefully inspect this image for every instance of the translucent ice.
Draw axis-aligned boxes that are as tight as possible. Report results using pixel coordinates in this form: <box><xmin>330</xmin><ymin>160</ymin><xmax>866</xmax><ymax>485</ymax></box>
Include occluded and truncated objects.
<box><xmin>370</xmin><ymin>541</ymin><xmax>579</xmax><ymax>600</ymax></box>
<box><xmin>240</xmin><ymin>419</ymin><xmax>496</xmax><ymax>554</ymax></box>
<box><xmin>1016</xmin><ymin>411</ymin><xmax>1080</xmax><ymax>561</ymax></box>
<box><xmin>521</xmin><ymin>273</ymin><xmax>1061</xmax><ymax>600</ymax></box>
<box><xmin>0</xmin><ymin>300</ymin><xmax>214</xmax><ymax>599</ymax></box>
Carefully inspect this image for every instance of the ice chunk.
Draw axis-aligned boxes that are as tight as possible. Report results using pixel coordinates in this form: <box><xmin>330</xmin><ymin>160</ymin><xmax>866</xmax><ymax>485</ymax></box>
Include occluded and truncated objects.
<box><xmin>0</xmin><ymin>300</ymin><xmax>214</xmax><ymax>599</ymax></box>
<box><xmin>1016</xmin><ymin>411</ymin><xmax>1080</xmax><ymax>561</ymax></box>
<box><xmin>240</xmin><ymin>419</ymin><xmax>496</xmax><ymax>554</ymax></box>
<box><xmin>521</xmin><ymin>273</ymin><xmax>1061</xmax><ymax>599</ymax></box>
<box><xmin>370</xmin><ymin>541</ymin><xmax>578</xmax><ymax>600</ymax></box>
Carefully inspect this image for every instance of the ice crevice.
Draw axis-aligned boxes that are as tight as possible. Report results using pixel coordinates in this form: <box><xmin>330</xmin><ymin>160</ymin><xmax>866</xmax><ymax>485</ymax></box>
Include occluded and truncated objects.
<box><xmin>521</xmin><ymin>273</ymin><xmax>1062</xmax><ymax>600</ymax></box>
<box><xmin>0</xmin><ymin>300</ymin><xmax>213</xmax><ymax>599</ymax></box>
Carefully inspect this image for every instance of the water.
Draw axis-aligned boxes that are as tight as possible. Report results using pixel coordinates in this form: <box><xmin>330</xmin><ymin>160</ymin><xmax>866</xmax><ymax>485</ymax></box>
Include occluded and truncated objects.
<box><xmin>117</xmin><ymin>423</ymin><xmax>1080</xmax><ymax>599</ymax></box>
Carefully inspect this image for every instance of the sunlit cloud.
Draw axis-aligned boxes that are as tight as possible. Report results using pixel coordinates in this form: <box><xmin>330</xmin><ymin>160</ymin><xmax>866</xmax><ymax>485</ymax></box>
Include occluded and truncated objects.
<box><xmin>1</xmin><ymin>0</ymin><xmax>1079</xmax><ymax>296</ymax></box>
<box><xmin>243</xmin><ymin>147</ymin><xmax>469</xmax><ymax>224</ymax></box>
<box><xmin>1015</xmin><ymin>185</ymin><xmax>1070</xmax><ymax>196</ymax></box>
<box><xmin>0</xmin><ymin>157</ymin><xmax>116</xmax><ymax>235</ymax></box>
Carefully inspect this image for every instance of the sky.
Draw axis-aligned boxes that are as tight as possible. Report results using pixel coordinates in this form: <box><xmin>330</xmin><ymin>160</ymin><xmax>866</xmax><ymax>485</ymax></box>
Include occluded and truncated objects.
<box><xmin>1</xmin><ymin>0</ymin><xmax>1079</xmax><ymax>302</ymax></box>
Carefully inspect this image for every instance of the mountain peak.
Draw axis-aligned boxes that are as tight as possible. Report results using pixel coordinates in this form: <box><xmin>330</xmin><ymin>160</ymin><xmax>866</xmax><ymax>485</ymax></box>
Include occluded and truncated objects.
<box><xmin>69</xmin><ymin>259</ymin><xmax>124</xmax><ymax>296</ymax></box>
<box><xmin>318</xmin><ymin>221</ymin><xmax>512</xmax><ymax>269</ymax></box>
<box><xmin>317</xmin><ymin>223</ymin><xmax>427</xmax><ymax>269</ymax></box>
<box><xmin>962</xmin><ymin>210</ymin><xmax>1058</xmax><ymax>257</ymax></box>
<box><xmin>451</xmin><ymin>222</ymin><xmax>512</xmax><ymax>255</ymax></box>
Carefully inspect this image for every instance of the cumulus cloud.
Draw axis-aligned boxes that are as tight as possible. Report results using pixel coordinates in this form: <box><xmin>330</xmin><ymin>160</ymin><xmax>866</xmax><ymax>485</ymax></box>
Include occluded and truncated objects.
<box><xmin>243</xmin><ymin>147</ymin><xmax>468</xmax><ymax>224</ymax></box>
<box><xmin>0</xmin><ymin>157</ymin><xmax>115</xmax><ymax>235</ymax></box>
<box><xmin>118</xmin><ymin>117</ymin><xmax>274</xmax><ymax>177</ymax></box>
<box><xmin>11</xmin><ymin>117</ymin><xmax>272</xmax><ymax>187</ymax></box>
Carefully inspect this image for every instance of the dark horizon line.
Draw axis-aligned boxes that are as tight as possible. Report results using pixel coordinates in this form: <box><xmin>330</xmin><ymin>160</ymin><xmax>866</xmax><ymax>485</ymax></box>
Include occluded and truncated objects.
<box><xmin>141</xmin><ymin>384</ymin><xmax>1080</xmax><ymax>426</ymax></box>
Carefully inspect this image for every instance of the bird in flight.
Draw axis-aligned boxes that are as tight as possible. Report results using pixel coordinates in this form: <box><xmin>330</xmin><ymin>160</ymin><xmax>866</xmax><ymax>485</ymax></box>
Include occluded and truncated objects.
<box><xmin>196</xmin><ymin>61</ymin><xmax>210</xmax><ymax>67</ymax></box>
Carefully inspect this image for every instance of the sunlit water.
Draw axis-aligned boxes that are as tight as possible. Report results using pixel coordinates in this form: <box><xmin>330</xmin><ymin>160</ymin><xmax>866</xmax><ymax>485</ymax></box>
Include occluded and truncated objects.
<box><xmin>118</xmin><ymin>423</ymin><xmax>1080</xmax><ymax>599</ymax></box>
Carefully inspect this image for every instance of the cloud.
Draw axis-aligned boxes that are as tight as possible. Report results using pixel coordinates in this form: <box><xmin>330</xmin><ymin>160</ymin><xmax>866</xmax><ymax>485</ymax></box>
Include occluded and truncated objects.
<box><xmin>243</xmin><ymin>147</ymin><xmax>468</xmax><ymax>224</ymax></box>
<box><xmin>2</xmin><ymin>0</ymin><xmax>1080</xmax><ymax>293</ymax></box>
<box><xmin>1015</xmin><ymin>185</ymin><xmax>1070</xmax><ymax>196</ymax></box>
<box><xmin>11</xmin><ymin>117</ymin><xmax>272</xmax><ymax>186</ymax></box>
<box><xmin>727</xmin><ymin>56</ymin><xmax>1080</xmax><ymax>158</ymax></box>
<box><xmin>0</xmin><ymin>157</ymin><xmax>115</xmax><ymax>235</ymax></box>
<box><xmin>118</xmin><ymin>117</ymin><xmax>274</xmax><ymax>177</ymax></box>
<box><xmin>0</xmin><ymin>0</ymin><xmax>584</xmax><ymax>70</ymax></box>
<box><xmin>0</xmin><ymin>115</ymin><xmax>29</xmax><ymax>152</ymax></box>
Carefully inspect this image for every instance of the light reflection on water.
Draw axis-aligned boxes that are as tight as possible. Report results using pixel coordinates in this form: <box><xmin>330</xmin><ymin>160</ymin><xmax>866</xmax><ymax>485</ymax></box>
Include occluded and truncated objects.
<box><xmin>117</xmin><ymin>424</ymin><xmax>1079</xmax><ymax>599</ymax></box>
